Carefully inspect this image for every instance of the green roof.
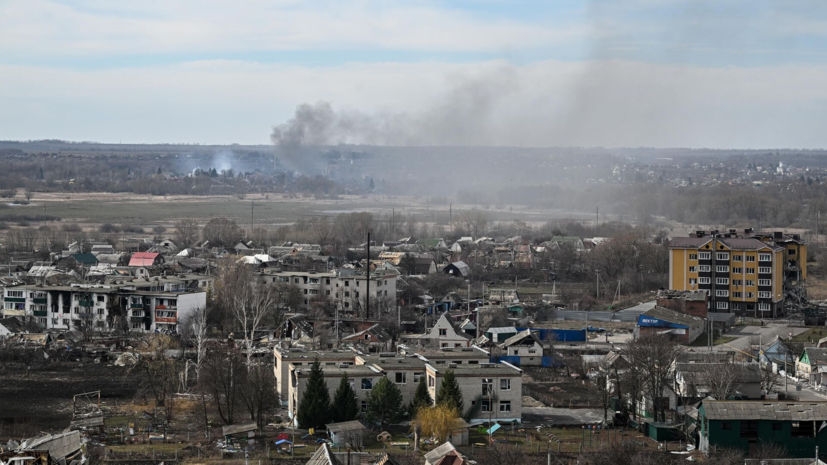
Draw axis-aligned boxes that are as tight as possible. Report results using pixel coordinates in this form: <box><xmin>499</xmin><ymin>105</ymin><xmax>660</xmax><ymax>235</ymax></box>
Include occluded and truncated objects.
<box><xmin>71</xmin><ymin>253</ymin><xmax>99</xmax><ymax>265</ymax></box>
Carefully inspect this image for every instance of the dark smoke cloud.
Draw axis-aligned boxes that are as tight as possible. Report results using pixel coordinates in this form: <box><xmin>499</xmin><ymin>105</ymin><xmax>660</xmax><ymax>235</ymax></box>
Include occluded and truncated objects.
<box><xmin>270</xmin><ymin>66</ymin><xmax>517</xmax><ymax>148</ymax></box>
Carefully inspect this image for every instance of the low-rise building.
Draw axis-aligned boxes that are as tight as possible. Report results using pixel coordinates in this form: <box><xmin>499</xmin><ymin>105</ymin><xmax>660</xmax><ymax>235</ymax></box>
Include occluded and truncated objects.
<box><xmin>636</xmin><ymin>306</ymin><xmax>705</xmax><ymax>344</ymax></box>
<box><xmin>699</xmin><ymin>400</ymin><xmax>827</xmax><ymax>457</ymax></box>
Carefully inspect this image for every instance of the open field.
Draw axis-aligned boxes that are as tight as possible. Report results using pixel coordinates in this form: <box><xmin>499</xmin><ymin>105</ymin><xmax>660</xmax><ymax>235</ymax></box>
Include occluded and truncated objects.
<box><xmin>0</xmin><ymin>192</ymin><xmax>601</xmax><ymax>229</ymax></box>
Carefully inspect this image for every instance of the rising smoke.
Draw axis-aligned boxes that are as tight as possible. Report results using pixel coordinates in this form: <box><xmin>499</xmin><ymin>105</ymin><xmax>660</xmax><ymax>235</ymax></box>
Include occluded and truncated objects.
<box><xmin>270</xmin><ymin>66</ymin><xmax>518</xmax><ymax>149</ymax></box>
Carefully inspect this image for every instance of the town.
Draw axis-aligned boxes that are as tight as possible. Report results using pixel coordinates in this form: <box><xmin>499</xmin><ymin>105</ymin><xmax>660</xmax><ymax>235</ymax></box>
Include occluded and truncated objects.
<box><xmin>2</xmin><ymin>199</ymin><xmax>827</xmax><ymax>464</ymax></box>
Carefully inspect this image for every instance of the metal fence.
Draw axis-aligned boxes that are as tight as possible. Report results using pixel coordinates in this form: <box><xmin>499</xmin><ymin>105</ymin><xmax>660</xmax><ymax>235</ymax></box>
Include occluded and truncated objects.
<box><xmin>550</xmin><ymin>309</ymin><xmax>644</xmax><ymax>323</ymax></box>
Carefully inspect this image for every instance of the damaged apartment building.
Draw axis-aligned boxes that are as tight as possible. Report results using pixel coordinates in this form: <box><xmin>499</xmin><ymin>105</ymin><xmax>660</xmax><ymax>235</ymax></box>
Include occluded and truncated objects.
<box><xmin>1</xmin><ymin>274</ymin><xmax>209</xmax><ymax>332</ymax></box>
<box><xmin>668</xmin><ymin>229</ymin><xmax>806</xmax><ymax>317</ymax></box>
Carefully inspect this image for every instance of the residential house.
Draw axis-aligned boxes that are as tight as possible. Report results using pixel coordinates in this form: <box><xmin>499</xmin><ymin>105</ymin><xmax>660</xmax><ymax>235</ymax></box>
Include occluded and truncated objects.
<box><xmin>798</xmin><ymin>348</ymin><xmax>827</xmax><ymax>380</ymax></box>
<box><xmin>443</xmin><ymin>261</ymin><xmax>470</xmax><ymax>278</ymax></box>
<box><xmin>419</xmin><ymin>238</ymin><xmax>448</xmax><ymax>250</ymax></box>
<box><xmin>420</xmin><ymin>313</ymin><xmax>472</xmax><ymax>348</ymax></box>
<box><xmin>424</xmin><ymin>442</ymin><xmax>468</xmax><ymax>465</ymax></box>
<box><xmin>674</xmin><ymin>362</ymin><xmax>763</xmax><ymax>399</ymax></box>
<box><xmin>497</xmin><ymin>329</ymin><xmax>544</xmax><ymax>366</ymax></box>
<box><xmin>341</xmin><ymin>324</ymin><xmax>393</xmax><ymax>352</ymax></box>
<box><xmin>128</xmin><ymin>252</ymin><xmax>164</xmax><ymax>267</ymax></box>
<box><xmin>425</xmin><ymin>362</ymin><xmax>522</xmax><ymax>424</ymax></box>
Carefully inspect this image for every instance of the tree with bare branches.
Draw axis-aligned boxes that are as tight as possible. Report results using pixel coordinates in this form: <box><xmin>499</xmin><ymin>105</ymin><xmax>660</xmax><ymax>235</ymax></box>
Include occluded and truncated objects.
<box><xmin>174</xmin><ymin>218</ymin><xmax>201</xmax><ymax>248</ymax></box>
<box><xmin>215</xmin><ymin>260</ymin><xmax>277</xmax><ymax>368</ymax></box>
<box><xmin>180</xmin><ymin>306</ymin><xmax>210</xmax><ymax>383</ymax></box>
<box><xmin>626</xmin><ymin>335</ymin><xmax>683</xmax><ymax>422</ymax></box>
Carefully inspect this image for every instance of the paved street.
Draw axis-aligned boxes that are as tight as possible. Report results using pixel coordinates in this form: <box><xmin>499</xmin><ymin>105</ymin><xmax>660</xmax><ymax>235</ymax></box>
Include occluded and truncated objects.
<box><xmin>692</xmin><ymin>324</ymin><xmax>809</xmax><ymax>353</ymax></box>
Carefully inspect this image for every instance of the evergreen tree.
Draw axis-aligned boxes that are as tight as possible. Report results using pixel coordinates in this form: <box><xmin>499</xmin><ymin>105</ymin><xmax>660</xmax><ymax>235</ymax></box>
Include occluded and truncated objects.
<box><xmin>157</xmin><ymin>166</ymin><xmax>162</xmax><ymax>175</ymax></box>
<box><xmin>297</xmin><ymin>359</ymin><xmax>331</xmax><ymax>429</ymax></box>
<box><xmin>365</xmin><ymin>377</ymin><xmax>404</xmax><ymax>428</ymax></box>
<box><xmin>435</xmin><ymin>369</ymin><xmax>463</xmax><ymax>413</ymax></box>
<box><xmin>331</xmin><ymin>373</ymin><xmax>359</xmax><ymax>422</ymax></box>
<box><xmin>369</xmin><ymin>177</ymin><xmax>375</xmax><ymax>189</ymax></box>
<box><xmin>409</xmin><ymin>377</ymin><xmax>433</xmax><ymax>416</ymax></box>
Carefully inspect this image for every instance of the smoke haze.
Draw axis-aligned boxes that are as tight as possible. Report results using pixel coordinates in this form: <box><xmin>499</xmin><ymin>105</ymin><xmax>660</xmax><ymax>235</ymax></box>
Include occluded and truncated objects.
<box><xmin>270</xmin><ymin>66</ymin><xmax>518</xmax><ymax>148</ymax></box>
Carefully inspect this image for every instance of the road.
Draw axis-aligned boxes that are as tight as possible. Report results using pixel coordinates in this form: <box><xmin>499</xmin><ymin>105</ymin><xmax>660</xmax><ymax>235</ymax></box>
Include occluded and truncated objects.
<box><xmin>700</xmin><ymin>324</ymin><xmax>809</xmax><ymax>353</ymax></box>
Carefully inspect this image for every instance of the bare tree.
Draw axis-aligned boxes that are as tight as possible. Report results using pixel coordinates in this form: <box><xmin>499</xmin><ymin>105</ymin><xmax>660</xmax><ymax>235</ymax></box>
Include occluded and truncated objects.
<box><xmin>174</xmin><ymin>218</ymin><xmax>201</xmax><ymax>248</ymax></box>
<box><xmin>215</xmin><ymin>260</ymin><xmax>276</xmax><ymax>368</ymax></box>
<box><xmin>695</xmin><ymin>363</ymin><xmax>747</xmax><ymax>400</ymax></box>
<box><xmin>760</xmin><ymin>366</ymin><xmax>782</xmax><ymax>394</ymax></box>
<box><xmin>201</xmin><ymin>344</ymin><xmax>244</xmax><ymax>425</ymax></box>
<box><xmin>181</xmin><ymin>306</ymin><xmax>210</xmax><ymax>383</ymax></box>
<box><xmin>239</xmin><ymin>363</ymin><xmax>279</xmax><ymax>429</ymax></box>
<box><xmin>591</xmin><ymin>361</ymin><xmax>613</xmax><ymax>423</ymax></box>
<box><xmin>626</xmin><ymin>335</ymin><xmax>683</xmax><ymax>422</ymax></box>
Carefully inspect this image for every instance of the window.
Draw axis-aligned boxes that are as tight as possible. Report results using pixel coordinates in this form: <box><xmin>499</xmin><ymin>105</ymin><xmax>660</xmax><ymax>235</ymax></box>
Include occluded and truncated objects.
<box><xmin>500</xmin><ymin>379</ymin><xmax>511</xmax><ymax>390</ymax></box>
<box><xmin>481</xmin><ymin>400</ymin><xmax>492</xmax><ymax>412</ymax></box>
<box><xmin>772</xmin><ymin>422</ymin><xmax>782</xmax><ymax>431</ymax></box>
<box><xmin>428</xmin><ymin>376</ymin><xmax>435</xmax><ymax>388</ymax></box>
<box><xmin>789</xmin><ymin>249</ymin><xmax>796</xmax><ymax>256</ymax></box>
<box><xmin>759</xmin><ymin>254</ymin><xmax>771</xmax><ymax>262</ymax></box>
<box><xmin>746</xmin><ymin>268</ymin><xmax>755</xmax><ymax>274</ymax></box>
<box><xmin>716</xmin><ymin>290</ymin><xmax>729</xmax><ymax>297</ymax></box>
<box><xmin>716</xmin><ymin>252</ymin><xmax>729</xmax><ymax>260</ymax></box>
<box><xmin>482</xmin><ymin>378</ymin><xmax>493</xmax><ymax>396</ymax></box>
<box><xmin>746</xmin><ymin>255</ymin><xmax>756</xmax><ymax>262</ymax></box>
<box><xmin>6</xmin><ymin>290</ymin><xmax>23</xmax><ymax>298</ymax></box>
<box><xmin>345</xmin><ymin>281</ymin><xmax>350</xmax><ymax>287</ymax></box>
<box><xmin>439</xmin><ymin>329</ymin><xmax>447</xmax><ymax>336</ymax></box>
<box><xmin>759</xmin><ymin>291</ymin><xmax>772</xmax><ymax>298</ymax></box>
<box><xmin>699</xmin><ymin>252</ymin><xmax>711</xmax><ymax>260</ymax></box>
<box><xmin>746</xmin><ymin>280</ymin><xmax>755</xmax><ymax>286</ymax></box>
<box><xmin>732</xmin><ymin>267</ymin><xmax>743</xmax><ymax>274</ymax></box>
<box><xmin>52</xmin><ymin>318</ymin><xmax>58</xmax><ymax>325</ymax></box>
<box><xmin>699</xmin><ymin>277</ymin><xmax>711</xmax><ymax>284</ymax></box>
<box><xmin>732</xmin><ymin>279</ymin><xmax>742</xmax><ymax>286</ymax></box>
<box><xmin>689</xmin><ymin>254</ymin><xmax>698</xmax><ymax>260</ymax></box>
<box><xmin>294</xmin><ymin>278</ymin><xmax>300</xmax><ymax>284</ymax></box>
<box><xmin>688</xmin><ymin>266</ymin><xmax>696</xmax><ymax>273</ymax></box>
<box><xmin>361</xmin><ymin>378</ymin><xmax>373</xmax><ymax>390</ymax></box>
<box><xmin>716</xmin><ymin>265</ymin><xmax>729</xmax><ymax>273</ymax></box>
<box><xmin>689</xmin><ymin>278</ymin><xmax>697</xmax><ymax>286</ymax></box>
<box><xmin>759</xmin><ymin>267</ymin><xmax>772</xmax><ymax>274</ymax></box>
<box><xmin>97</xmin><ymin>295</ymin><xmax>104</xmax><ymax>302</ymax></box>
<box><xmin>716</xmin><ymin>277</ymin><xmax>729</xmax><ymax>285</ymax></box>
<box><xmin>758</xmin><ymin>279</ymin><xmax>772</xmax><ymax>286</ymax></box>
<box><xmin>732</xmin><ymin>292</ymin><xmax>742</xmax><ymax>298</ymax></box>
<box><xmin>699</xmin><ymin>265</ymin><xmax>711</xmax><ymax>272</ymax></box>
<box><xmin>499</xmin><ymin>401</ymin><xmax>512</xmax><ymax>412</ymax></box>
<box><xmin>746</xmin><ymin>292</ymin><xmax>755</xmax><ymax>298</ymax></box>
<box><xmin>361</xmin><ymin>401</ymin><xmax>367</xmax><ymax>413</ymax></box>
<box><xmin>414</xmin><ymin>372</ymin><xmax>423</xmax><ymax>383</ymax></box>
<box><xmin>759</xmin><ymin>303</ymin><xmax>771</xmax><ymax>311</ymax></box>
<box><xmin>733</xmin><ymin>255</ymin><xmax>742</xmax><ymax>262</ymax></box>
<box><xmin>395</xmin><ymin>372</ymin><xmax>407</xmax><ymax>384</ymax></box>
<box><xmin>716</xmin><ymin>301</ymin><xmax>729</xmax><ymax>310</ymax></box>
<box><xmin>309</xmin><ymin>278</ymin><xmax>319</xmax><ymax>284</ymax></box>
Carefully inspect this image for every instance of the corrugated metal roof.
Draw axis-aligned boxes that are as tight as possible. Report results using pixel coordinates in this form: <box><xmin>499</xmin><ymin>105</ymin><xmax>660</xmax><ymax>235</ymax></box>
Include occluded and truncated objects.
<box><xmin>703</xmin><ymin>400</ymin><xmax>827</xmax><ymax>421</ymax></box>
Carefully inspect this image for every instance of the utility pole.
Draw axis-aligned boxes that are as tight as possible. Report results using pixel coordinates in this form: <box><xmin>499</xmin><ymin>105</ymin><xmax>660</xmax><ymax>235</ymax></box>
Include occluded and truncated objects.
<box><xmin>596</xmin><ymin>270</ymin><xmax>600</xmax><ymax>299</ymax></box>
<box><xmin>366</xmin><ymin>232</ymin><xmax>370</xmax><ymax>320</ymax></box>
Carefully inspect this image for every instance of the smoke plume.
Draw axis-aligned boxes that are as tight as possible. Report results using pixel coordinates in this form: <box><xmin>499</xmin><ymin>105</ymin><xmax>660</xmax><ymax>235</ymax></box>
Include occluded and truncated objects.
<box><xmin>270</xmin><ymin>66</ymin><xmax>517</xmax><ymax>148</ymax></box>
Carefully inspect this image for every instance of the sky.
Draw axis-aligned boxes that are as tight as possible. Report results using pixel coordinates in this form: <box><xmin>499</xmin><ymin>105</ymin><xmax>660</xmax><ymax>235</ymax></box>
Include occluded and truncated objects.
<box><xmin>2</xmin><ymin>0</ymin><xmax>827</xmax><ymax>148</ymax></box>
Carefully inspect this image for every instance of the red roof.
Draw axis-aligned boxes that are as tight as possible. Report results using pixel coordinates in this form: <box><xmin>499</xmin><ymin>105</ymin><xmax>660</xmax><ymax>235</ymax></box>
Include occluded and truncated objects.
<box><xmin>129</xmin><ymin>252</ymin><xmax>161</xmax><ymax>267</ymax></box>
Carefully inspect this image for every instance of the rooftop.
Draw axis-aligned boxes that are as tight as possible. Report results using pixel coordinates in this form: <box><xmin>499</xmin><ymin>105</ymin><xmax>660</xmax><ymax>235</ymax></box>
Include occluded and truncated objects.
<box><xmin>702</xmin><ymin>400</ymin><xmax>827</xmax><ymax>421</ymax></box>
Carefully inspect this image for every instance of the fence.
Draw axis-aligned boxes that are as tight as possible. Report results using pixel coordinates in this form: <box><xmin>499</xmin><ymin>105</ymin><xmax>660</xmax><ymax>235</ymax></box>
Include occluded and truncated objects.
<box><xmin>550</xmin><ymin>309</ymin><xmax>645</xmax><ymax>323</ymax></box>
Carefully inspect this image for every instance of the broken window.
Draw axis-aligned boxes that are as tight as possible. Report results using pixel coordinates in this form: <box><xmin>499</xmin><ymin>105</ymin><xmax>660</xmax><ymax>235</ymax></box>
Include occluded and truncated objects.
<box><xmin>361</xmin><ymin>378</ymin><xmax>373</xmax><ymax>390</ymax></box>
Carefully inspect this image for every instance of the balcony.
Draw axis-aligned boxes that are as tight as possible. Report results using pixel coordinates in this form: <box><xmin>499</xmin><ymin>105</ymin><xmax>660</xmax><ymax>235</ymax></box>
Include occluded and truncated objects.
<box><xmin>130</xmin><ymin>303</ymin><xmax>144</xmax><ymax>309</ymax></box>
<box><xmin>33</xmin><ymin>310</ymin><xmax>47</xmax><ymax>317</ymax></box>
<box><xmin>79</xmin><ymin>300</ymin><xmax>93</xmax><ymax>307</ymax></box>
<box><xmin>32</xmin><ymin>298</ymin><xmax>47</xmax><ymax>305</ymax></box>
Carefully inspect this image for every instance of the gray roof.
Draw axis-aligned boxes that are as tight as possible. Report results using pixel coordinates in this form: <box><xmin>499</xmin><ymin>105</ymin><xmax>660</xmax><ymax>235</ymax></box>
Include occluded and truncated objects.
<box><xmin>500</xmin><ymin>329</ymin><xmax>542</xmax><ymax>348</ymax></box>
<box><xmin>677</xmin><ymin>363</ymin><xmax>762</xmax><ymax>384</ymax></box>
<box><xmin>222</xmin><ymin>422</ymin><xmax>257</xmax><ymax>436</ymax></box>
<box><xmin>804</xmin><ymin>348</ymin><xmax>827</xmax><ymax>366</ymax></box>
<box><xmin>325</xmin><ymin>420</ymin><xmax>366</xmax><ymax>434</ymax></box>
<box><xmin>642</xmin><ymin>306</ymin><xmax>705</xmax><ymax>328</ymax></box>
<box><xmin>702</xmin><ymin>400</ymin><xmax>827</xmax><ymax>421</ymax></box>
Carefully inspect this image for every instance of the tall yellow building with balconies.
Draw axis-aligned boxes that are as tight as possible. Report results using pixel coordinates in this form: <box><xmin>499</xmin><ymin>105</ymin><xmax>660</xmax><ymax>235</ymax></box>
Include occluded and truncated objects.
<box><xmin>668</xmin><ymin>229</ymin><xmax>804</xmax><ymax>317</ymax></box>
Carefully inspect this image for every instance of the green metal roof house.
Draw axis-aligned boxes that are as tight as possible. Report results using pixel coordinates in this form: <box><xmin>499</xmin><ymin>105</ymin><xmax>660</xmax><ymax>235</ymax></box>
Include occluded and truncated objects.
<box><xmin>699</xmin><ymin>400</ymin><xmax>827</xmax><ymax>458</ymax></box>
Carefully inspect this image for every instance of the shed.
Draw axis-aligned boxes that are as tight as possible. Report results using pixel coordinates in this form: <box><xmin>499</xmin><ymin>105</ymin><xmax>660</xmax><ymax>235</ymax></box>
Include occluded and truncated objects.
<box><xmin>325</xmin><ymin>421</ymin><xmax>367</xmax><ymax>449</ymax></box>
<box><xmin>446</xmin><ymin>418</ymin><xmax>471</xmax><ymax>446</ymax></box>
<box><xmin>646</xmin><ymin>422</ymin><xmax>680</xmax><ymax>442</ymax></box>
<box><xmin>222</xmin><ymin>422</ymin><xmax>257</xmax><ymax>440</ymax></box>
<box><xmin>443</xmin><ymin>261</ymin><xmax>470</xmax><ymax>278</ymax></box>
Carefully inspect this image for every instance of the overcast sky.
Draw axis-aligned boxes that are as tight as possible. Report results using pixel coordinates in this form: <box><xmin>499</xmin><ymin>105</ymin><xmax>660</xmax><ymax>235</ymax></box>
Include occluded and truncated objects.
<box><xmin>2</xmin><ymin>0</ymin><xmax>827</xmax><ymax>148</ymax></box>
